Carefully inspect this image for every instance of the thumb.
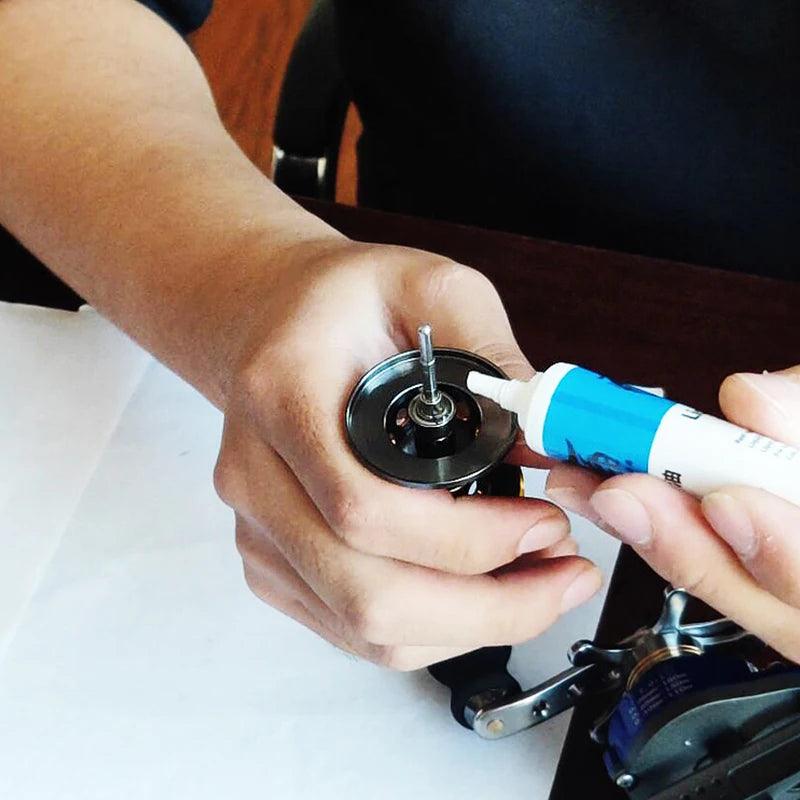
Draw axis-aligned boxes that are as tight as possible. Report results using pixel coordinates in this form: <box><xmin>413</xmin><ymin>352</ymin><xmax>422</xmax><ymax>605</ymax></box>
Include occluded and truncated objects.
<box><xmin>393</xmin><ymin>260</ymin><xmax>552</xmax><ymax>468</ymax></box>
<box><xmin>395</xmin><ymin>260</ymin><xmax>535</xmax><ymax>380</ymax></box>
<box><xmin>719</xmin><ymin>365</ymin><xmax>800</xmax><ymax>447</ymax></box>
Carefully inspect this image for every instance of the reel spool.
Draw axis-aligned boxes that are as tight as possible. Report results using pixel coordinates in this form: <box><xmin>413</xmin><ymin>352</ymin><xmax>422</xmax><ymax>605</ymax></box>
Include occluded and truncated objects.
<box><xmin>345</xmin><ymin>324</ymin><xmax>520</xmax><ymax>493</ymax></box>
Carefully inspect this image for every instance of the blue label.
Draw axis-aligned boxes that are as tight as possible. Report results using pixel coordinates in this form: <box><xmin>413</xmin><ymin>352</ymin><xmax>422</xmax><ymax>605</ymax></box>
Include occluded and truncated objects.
<box><xmin>605</xmin><ymin>655</ymin><xmax>755</xmax><ymax>770</ymax></box>
<box><xmin>541</xmin><ymin>367</ymin><xmax>675</xmax><ymax>474</ymax></box>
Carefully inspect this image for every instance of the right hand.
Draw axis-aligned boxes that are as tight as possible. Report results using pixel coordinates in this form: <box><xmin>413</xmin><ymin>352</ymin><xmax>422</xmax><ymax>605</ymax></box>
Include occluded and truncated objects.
<box><xmin>546</xmin><ymin>366</ymin><xmax>800</xmax><ymax>663</ymax></box>
<box><xmin>213</xmin><ymin>239</ymin><xmax>603</xmax><ymax>670</ymax></box>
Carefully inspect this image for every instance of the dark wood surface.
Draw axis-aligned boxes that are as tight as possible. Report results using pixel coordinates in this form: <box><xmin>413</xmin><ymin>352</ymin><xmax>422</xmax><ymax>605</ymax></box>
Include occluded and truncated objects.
<box><xmin>302</xmin><ymin>198</ymin><xmax>800</xmax><ymax>414</ymax></box>
<box><xmin>299</xmin><ymin>197</ymin><xmax>800</xmax><ymax>799</ymax></box>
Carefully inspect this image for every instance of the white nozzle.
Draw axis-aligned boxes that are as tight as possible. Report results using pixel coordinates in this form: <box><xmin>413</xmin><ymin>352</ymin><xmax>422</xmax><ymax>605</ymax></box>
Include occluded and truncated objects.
<box><xmin>466</xmin><ymin>372</ymin><xmax>508</xmax><ymax>405</ymax></box>
<box><xmin>466</xmin><ymin>371</ymin><xmax>539</xmax><ymax>417</ymax></box>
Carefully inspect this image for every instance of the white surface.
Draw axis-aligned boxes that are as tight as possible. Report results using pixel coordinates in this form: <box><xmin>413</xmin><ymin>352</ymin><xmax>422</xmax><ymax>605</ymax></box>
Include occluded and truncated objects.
<box><xmin>0</xmin><ymin>305</ymin><xmax>620</xmax><ymax>800</ymax></box>
<box><xmin>0</xmin><ymin>303</ymin><xmax>150</xmax><ymax>656</ymax></box>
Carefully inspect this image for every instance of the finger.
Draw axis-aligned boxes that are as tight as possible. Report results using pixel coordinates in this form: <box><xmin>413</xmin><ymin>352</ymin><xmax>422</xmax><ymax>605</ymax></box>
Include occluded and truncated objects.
<box><xmin>239</xmin><ymin>534</ymin><xmax>361</xmax><ymax>655</ymax></box>
<box><xmin>589</xmin><ymin>473</ymin><xmax>800</xmax><ymax>663</ymax></box>
<box><xmin>545</xmin><ymin>464</ymin><xmax>606</xmax><ymax>525</ymax></box>
<box><xmin>237</xmin><ymin>519</ymin><xmax>475</xmax><ymax>670</ymax></box>
<box><xmin>237</xmin><ymin>517</ymin><xmax>367</xmax><ymax>648</ymax></box>
<box><xmin>256</xmin><ymin>448</ymin><xmax>602</xmax><ymax>647</ymax></box>
<box><xmin>719</xmin><ymin>366</ymin><xmax>800</xmax><ymax>446</ymax></box>
<box><xmin>242</xmin><ymin>558</ymin><xmax>357</xmax><ymax>653</ymax></box>
<box><xmin>312</xmin><ymin>550</ymin><xmax>602</xmax><ymax>648</ymax></box>
<box><xmin>237</xmin><ymin>520</ymin><xmax>322</xmax><ymax>607</ymax></box>
<box><xmin>505</xmin><ymin>432</ymin><xmax>556</xmax><ymax>468</ymax></box>
<box><xmin>244</xmin><ymin>564</ymin><xmax>471</xmax><ymax>671</ymax></box>
<box><xmin>390</xmin><ymin>260</ymin><xmax>535</xmax><ymax>380</ymax></box>
<box><xmin>496</xmin><ymin>536</ymin><xmax>580</xmax><ymax>572</ymax></box>
<box><xmin>320</xmin><ymin>482</ymin><xmax>572</xmax><ymax>575</ymax></box>
<box><xmin>701</xmin><ymin>485</ymin><xmax>800</xmax><ymax>608</ymax></box>
<box><xmin>536</xmin><ymin>536</ymin><xmax>580</xmax><ymax>559</ymax></box>
<box><xmin>362</xmin><ymin>644</ymin><xmax>479</xmax><ymax>672</ymax></box>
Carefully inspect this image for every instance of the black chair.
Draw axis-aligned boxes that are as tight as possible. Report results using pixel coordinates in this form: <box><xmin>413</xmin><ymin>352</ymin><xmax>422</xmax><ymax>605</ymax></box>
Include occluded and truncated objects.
<box><xmin>271</xmin><ymin>0</ymin><xmax>351</xmax><ymax>201</ymax></box>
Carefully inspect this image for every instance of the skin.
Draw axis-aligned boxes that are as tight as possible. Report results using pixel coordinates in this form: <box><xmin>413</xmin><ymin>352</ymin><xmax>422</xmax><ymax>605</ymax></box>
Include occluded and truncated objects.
<box><xmin>547</xmin><ymin>366</ymin><xmax>800</xmax><ymax>663</ymax></box>
<box><xmin>0</xmin><ymin>0</ymin><xmax>601</xmax><ymax>670</ymax></box>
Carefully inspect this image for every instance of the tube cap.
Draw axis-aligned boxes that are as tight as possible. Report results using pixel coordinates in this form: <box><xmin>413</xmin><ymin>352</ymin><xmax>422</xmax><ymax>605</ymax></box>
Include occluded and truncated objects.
<box><xmin>467</xmin><ymin>371</ymin><xmax>537</xmax><ymax>418</ymax></box>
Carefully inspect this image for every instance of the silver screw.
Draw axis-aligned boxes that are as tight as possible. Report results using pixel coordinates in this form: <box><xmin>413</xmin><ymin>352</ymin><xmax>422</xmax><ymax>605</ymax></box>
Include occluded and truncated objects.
<box><xmin>417</xmin><ymin>324</ymin><xmax>441</xmax><ymax>406</ymax></box>
<box><xmin>409</xmin><ymin>323</ymin><xmax>455</xmax><ymax>430</ymax></box>
<box><xmin>616</xmin><ymin>774</ymin><xmax>636</xmax><ymax>789</ymax></box>
<box><xmin>486</xmin><ymin>719</ymin><xmax>505</xmax><ymax>736</ymax></box>
<box><xmin>533</xmin><ymin>701</ymin><xmax>550</xmax><ymax>719</ymax></box>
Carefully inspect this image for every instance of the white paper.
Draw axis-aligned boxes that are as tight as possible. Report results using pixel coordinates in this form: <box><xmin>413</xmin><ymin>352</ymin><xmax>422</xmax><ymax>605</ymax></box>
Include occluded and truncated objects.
<box><xmin>0</xmin><ymin>305</ymin><xmax>620</xmax><ymax>799</ymax></box>
<box><xmin>0</xmin><ymin>303</ymin><xmax>151</xmax><ymax>656</ymax></box>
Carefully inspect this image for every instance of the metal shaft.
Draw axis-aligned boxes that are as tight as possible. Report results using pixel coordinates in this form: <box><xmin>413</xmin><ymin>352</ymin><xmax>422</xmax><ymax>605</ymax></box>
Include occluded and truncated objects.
<box><xmin>417</xmin><ymin>324</ymin><xmax>441</xmax><ymax>406</ymax></box>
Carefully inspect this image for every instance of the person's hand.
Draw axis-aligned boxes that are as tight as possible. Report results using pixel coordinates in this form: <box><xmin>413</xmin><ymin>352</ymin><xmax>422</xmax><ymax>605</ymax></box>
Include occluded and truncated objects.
<box><xmin>213</xmin><ymin>240</ymin><xmax>603</xmax><ymax>670</ymax></box>
<box><xmin>545</xmin><ymin>366</ymin><xmax>800</xmax><ymax>662</ymax></box>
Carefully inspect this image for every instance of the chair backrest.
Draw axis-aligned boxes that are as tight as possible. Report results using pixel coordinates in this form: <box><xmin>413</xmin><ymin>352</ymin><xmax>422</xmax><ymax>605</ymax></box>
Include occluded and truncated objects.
<box><xmin>272</xmin><ymin>0</ymin><xmax>351</xmax><ymax>200</ymax></box>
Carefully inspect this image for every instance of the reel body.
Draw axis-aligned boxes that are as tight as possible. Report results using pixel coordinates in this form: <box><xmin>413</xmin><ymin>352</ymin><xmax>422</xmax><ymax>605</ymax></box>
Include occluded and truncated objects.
<box><xmin>466</xmin><ymin>587</ymin><xmax>800</xmax><ymax>800</ymax></box>
<box><xmin>607</xmin><ymin>653</ymin><xmax>800</xmax><ymax>799</ymax></box>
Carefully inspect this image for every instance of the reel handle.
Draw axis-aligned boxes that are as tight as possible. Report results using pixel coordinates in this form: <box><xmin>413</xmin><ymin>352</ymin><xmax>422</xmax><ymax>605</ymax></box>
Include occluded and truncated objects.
<box><xmin>427</xmin><ymin>646</ymin><xmax>522</xmax><ymax>729</ymax></box>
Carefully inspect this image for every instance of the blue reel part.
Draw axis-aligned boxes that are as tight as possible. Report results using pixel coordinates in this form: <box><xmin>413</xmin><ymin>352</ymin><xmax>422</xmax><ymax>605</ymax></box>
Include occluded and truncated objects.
<box><xmin>604</xmin><ymin>655</ymin><xmax>800</xmax><ymax>798</ymax></box>
<box><xmin>449</xmin><ymin>587</ymin><xmax>800</xmax><ymax>799</ymax></box>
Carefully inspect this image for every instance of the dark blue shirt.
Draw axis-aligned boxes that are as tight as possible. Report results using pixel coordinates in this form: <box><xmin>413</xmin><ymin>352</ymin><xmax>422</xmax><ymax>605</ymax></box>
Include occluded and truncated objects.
<box><xmin>140</xmin><ymin>0</ymin><xmax>211</xmax><ymax>35</ymax></box>
<box><xmin>332</xmin><ymin>1</ymin><xmax>798</xmax><ymax>278</ymax></box>
<box><xmin>126</xmin><ymin>2</ymin><xmax>800</xmax><ymax>279</ymax></box>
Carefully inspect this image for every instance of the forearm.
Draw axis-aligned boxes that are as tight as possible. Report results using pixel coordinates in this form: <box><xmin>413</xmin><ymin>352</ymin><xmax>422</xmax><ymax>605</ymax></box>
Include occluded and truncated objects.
<box><xmin>0</xmin><ymin>0</ymin><xmax>345</xmax><ymax>406</ymax></box>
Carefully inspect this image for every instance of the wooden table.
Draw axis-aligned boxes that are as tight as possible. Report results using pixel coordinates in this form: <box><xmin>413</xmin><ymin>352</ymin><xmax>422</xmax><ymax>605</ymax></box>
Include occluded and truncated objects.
<box><xmin>6</xmin><ymin>198</ymin><xmax>800</xmax><ymax>798</ymax></box>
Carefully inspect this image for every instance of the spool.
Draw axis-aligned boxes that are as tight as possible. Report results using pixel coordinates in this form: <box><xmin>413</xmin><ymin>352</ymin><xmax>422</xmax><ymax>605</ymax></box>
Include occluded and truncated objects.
<box><xmin>345</xmin><ymin>348</ymin><xmax>518</xmax><ymax>490</ymax></box>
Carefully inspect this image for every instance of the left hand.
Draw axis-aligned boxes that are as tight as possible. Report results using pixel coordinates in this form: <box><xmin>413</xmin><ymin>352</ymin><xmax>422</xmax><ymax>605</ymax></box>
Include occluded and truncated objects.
<box><xmin>544</xmin><ymin>366</ymin><xmax>800</xmax><ymax>662</ymax></box>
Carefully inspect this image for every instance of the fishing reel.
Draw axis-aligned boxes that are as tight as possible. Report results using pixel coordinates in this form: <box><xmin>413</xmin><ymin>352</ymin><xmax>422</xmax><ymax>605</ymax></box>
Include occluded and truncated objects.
<box><xmin>345</xmin><ymin>326</ymin><xmax>800</xmax><ymax>800</ymax></box>
<box><xmin>345</xmin><ymin>323</ymin><xmax>521</xmax><ymax>494</ymax></box>
<box><xmin>463</xmin><ymin>586</ymin><xmax>800</xmax><ymax>799</ymax></box>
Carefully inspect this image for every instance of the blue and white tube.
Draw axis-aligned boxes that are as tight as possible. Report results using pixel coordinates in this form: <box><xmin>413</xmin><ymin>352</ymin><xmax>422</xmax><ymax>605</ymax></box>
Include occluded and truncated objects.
<box><xmin>466</xmin><ymin>363</ymin><xmax>800</xmax><ymax>505</ymax></box>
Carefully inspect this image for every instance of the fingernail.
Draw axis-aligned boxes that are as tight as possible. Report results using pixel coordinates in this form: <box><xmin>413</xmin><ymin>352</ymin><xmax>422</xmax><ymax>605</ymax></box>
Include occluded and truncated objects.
<box><xmin>590</xmin><ymin>489</ymin><xmax>653</xmax><ymax>546</ymax></box>
<box><xmin>547</xmin><ymin>485</ymin><xmax>621</xmax><ymax>536</ymax></box>
<box><xmin>561</xmin><ymin>568</ymin><xmax>603</xmax><ymax>613</ymax></box>
<box><xmin>544</xmin><ymin>486</ymin><xmax>616</xmax><ymax>535</ymax></box>
<box><xmin>735</xmin><ymin>372</ymin><xmax>800</xmax><ymax>421</ymax></box>
<box><xmin>517</xmin><ymin>513</ymin><xmax>569</xmax><ymax>555</ymax></box>
<box><xmin>701</xmin><ymin>492</ymin><xmax>757</xmax><ymax>559</ymax></box>
<box><xmin>548</xmin><ymin>537</ymin><xmax>580</xmax><ymax>558</ymax></box>
<box><xmin>545</xmin><ymin>486</ymin><xmax>581</xmax><ymax>513</ymax></box>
